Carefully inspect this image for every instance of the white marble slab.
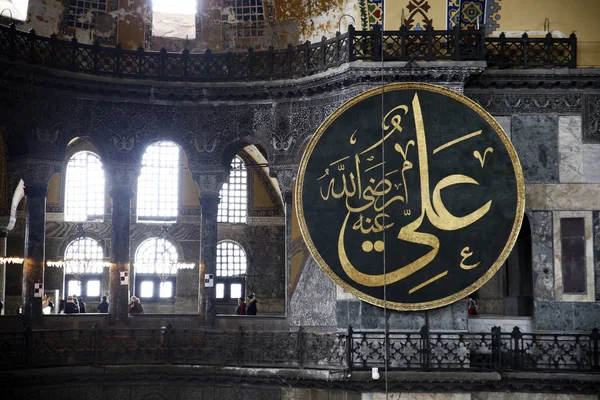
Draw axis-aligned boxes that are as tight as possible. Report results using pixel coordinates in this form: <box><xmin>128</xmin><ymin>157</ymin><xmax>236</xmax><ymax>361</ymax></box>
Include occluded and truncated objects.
<box><xmin>583</xmin><ymin>144</ymin><xmax>600</xmax><ymax>183</ymax></box>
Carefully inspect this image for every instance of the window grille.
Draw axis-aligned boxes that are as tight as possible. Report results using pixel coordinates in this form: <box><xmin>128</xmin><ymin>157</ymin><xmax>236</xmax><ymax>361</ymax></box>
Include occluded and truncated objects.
<box><xmin>134</xmin><ymin>237</ymin><xmax>179</xmax><ymax>275</ymax></box>
<box><xmin>218</xmin><ymin>156</ymin><xmax>247</xmax><ymax>223</ymax></box>
<box><xmin>64</xmin><ymin>237</ymin><xmax>105</xmax><ymax>275</ymax></box>
<box><xmin>67</xmin><ymin>0</ymin><xmax>108</xmax><ymax>30</ymax></box>
<box><xmin>229</xmin><ymin>0</ymin><xmax>265</xmax><ymax>37</ymax></box>
<box><xmin>137</xmin><ymin>141</ymin><xmax>180</xmax><ymax>222</ymax></box>
<box><xmin>216</xmin><ymin>241</ymin><xmax>247</xmax><ymax>300</ymax></box>
<box><xmin>65</xmin><ymin>151</ymin><xmax>105</xmax><ymax>222</ymax></box>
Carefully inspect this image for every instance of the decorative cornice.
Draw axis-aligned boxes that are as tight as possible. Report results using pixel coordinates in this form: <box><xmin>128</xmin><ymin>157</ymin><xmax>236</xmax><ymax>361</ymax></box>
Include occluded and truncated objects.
<box><xmin>466</xmin><ymin>92</ymin><xmax>583</xmax><ymax>114</ymax></box>
<box><xmin>466</xmin><ymin>69</ymin><xmax>600</xmax><ymax>90</ymax></box>
<box><xmin>247</xmin><ymin>216</ymin><xmax>285</xmax><ymax>226</ymax></box>
<box><xmin>0</xmin><ymin>60</ymin><xmax>487</xmax><ymax>103</ymax></box>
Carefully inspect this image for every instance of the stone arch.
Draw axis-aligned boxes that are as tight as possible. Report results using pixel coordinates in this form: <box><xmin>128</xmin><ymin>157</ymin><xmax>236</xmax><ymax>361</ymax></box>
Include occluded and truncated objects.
<box><xmin>135</xmin><ymin>134</ymin><xmax>195</xmax><ymax>168</ymax></box>
<box><xmin>57</xmin><ymin>229</ymin><xmax>110</xmax><ymax>260</ymax></box>
<box><xmin>56</xmin><ymin>132</ymin><xmax>110</xmax><ymax>165</ymax></box>
<box><xmin>130</xmin><ymin>229</ymin><xmax>186</xmax><ymax>265</ymax></box>
<box><xmin>221</xmin><ymin>138</ymin><xmax>257</xmax><ymax>170</ymax></box>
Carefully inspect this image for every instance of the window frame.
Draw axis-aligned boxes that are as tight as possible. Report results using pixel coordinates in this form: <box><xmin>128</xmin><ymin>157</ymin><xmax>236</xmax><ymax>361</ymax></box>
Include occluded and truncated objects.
<box><xmin>215</xmin><ymin>240</ymin><xmax>247</xmax><ymax>303</ymax></box>
<box><xmin>553</xmin><ymin>211</ymin><xmax>595</xmax><ymax>302</ymax></box>
<box><xmin>64</xmin><ymin>274</ymin><xmax>103</xmax><ymax>302</ymax></box>
<box><xmin>218</xmin><ymin>156</ymin><xmax>248</xmax><ymax>224</ymax></box>
<box><xmin>133</xmin><ymin>236</ymin><xmax>181</xmax><ymax>302</ymax></box>
<box><xmin>136</xmin><ymin>141</ymin><xmax>181</xmax><ymax>223</ymax></box>
<box><xmin>227</xmin><ymin>0</ymin><xmax>266</xmax><ymax>38</ymax></box>
<box><xmin>134</xmin><ymin>275</ymin><xmax>177</xmax><ymax>302</ymax></box>
<box><xmin>64</xmin><ymin>150</ymin><xmax>105</xmax><ymax>223</ymax></box>
<box><xmin>66</xmin><ymin>0</ymin><xmax>109</xmax><ymax>31</ymax></box>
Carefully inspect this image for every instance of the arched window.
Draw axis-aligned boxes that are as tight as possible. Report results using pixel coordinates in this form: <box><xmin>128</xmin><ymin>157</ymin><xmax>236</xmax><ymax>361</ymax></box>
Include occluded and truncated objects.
<box><xmin>218</xmin><ymin>156</ymin><xmax>247</xmax><ymax>224</ymax></box>
<box><xmin>65</xmin><ymin>151</ymin><xmax>105</xmax><ymax>222</ymax></box>
<box><xmin>134</xmin><ymin>237</ymin><xmax>179</xmax><ymax>299</ymax></box>
<box><xmin>216</xmin><ymin>241</ymin><xmax>247</xmax><ymax>300</ymax></box>
<box><xmin>137</xmin><ymin>141</ymin><xmax>180</xmax><ymax>223</ymax></box>
<box><xmin>64</xmin><ymin>237</ymin><xmax>104</xmax><ymax>299</ymax></box>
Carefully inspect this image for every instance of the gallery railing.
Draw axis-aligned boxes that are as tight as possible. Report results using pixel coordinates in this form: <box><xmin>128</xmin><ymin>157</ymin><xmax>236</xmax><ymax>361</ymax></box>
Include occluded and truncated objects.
<box><xmin>0</xmin><ymin>325</ymin><xmax>598</xmax><ymax>373</ymax></box>
<box><xmin>0</xmin><ymin>24</ymin><xmax>576</xmax><ymax>82</ymax></box>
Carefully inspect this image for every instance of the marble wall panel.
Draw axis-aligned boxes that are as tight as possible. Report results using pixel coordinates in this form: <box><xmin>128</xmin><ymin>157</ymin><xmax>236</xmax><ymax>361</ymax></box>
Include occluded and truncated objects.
<box><xmin>526</xmin><ymin>183</ymin><xmax>600</xmax><ymax>211</ymax></box>
<box><xmin>371</xmin><ymin>394</ymin><xmax>470</xmax><ymax>400</ymax></box>
<box><xmin>594</xmin><ymin>212</ymin><xmax>600</xmax><ymax>302</ymax></box>
<box><xmin>582</xmin><ymin>145</ymin><xmax>600</xmax><ymax>183</ymax></box>
<box><xmin>535</xmin><ymin>301</ymin><xmax>600</xmax><ymax>332</ymax></box>
<box><xmin>494</xmin><ymin>116</ymin><xmax>512</xmax><ymax>140</ymax></box>
<box><xmin>527</xmin><ymin>211</ymin><xmax>554</xmax><ymax>301</ymax></box>
<box><xmin>511</xmin><ymin>116</ymin><xmax>559</xmax><ymax>183</ymax></box>
<box><xmin>472</xmin><ymin>393</ymin><xmax>597</xmax><ymax>400</ymax></box>
<box><xmin>335</xmin><ymin>299</ymin><xmax>467</xmax><ymax>331</ymax></box>
<box><xmin>336</xmin><ymin>299</ymin><xmax>361</xmax><ymax>329</ymax></box>
<box><xmin>289</xmin><ymin>257</ymin><xmax>337</xmax><ymax>328</ymax></box>
<box><xmin>558</xmin><ymin>116</ymin><xmax>584</xmax><ymax>183</ymax></box>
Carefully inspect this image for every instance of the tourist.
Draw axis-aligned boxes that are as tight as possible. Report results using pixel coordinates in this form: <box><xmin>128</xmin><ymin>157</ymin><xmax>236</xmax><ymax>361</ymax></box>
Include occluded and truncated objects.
<box><xmin>246</xmin><ymin>293</ymin><xmax>257</xmax><ymax>316</ymax></box>
<box><xmin>58</xmin><ymin>299</ymin><xmax>65</xmax><ymax>314</ymax></box>
<box><xmin>128</xmin><ymin>296</ymin><xmax>144</xmax><ymax>314</ymax></box>
<box><xmin>235</xmin><ymin>298</ymin><xmax>246</xmax><ymax>315</ymax></box>
<box><xmin>64</xmin><ymin>296</ymin><xmax>80</xmax><ymax>314</ymax></box>
<box><xmin>78</xmin><ymin>297</ymin><xmax>87</xmax><ymax>313</ymax></box>
<box><xmin>42</xmin><ymin>294</ymin><xmax>51</xmax><ymax>314</ymax></box>
<box><xmin>96</xmin><ymin>296</ymin><xmax>109</xmax><ymax>313</ymax></box>
<box><xmin>72</xmin><ymin>296</ymin><xmax>80</xmax><ymax>313</ymax></box>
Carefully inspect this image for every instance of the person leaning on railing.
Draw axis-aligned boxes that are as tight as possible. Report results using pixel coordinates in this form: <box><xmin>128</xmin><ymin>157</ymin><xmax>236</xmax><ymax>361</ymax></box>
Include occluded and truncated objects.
<box><xmin>64</xmin><ymin>296</ymin><xmax>80</xmax><ymax>314</ymax></box>
<box><xmin>129</xmin><ymin>296</ymin><xmax>144</xmax><ymax>315</ymax></box>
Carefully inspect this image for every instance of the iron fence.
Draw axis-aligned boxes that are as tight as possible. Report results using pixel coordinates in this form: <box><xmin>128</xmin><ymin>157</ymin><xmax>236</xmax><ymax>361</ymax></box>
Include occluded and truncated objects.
<box><xmin>0</xmin><ymin>325</ymin><xmax>598</xmax><ymax>373</ymax></box>
<box><xmin>0</xmin><ymin>24</ymin><xmax>576</xmax><ymax>83</ymax></box>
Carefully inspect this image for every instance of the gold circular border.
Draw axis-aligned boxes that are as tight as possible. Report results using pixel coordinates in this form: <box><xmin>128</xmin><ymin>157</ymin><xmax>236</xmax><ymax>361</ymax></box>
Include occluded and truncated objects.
<box><xmin>296</xmin><ymin>82</ymin><xmax>525</xmax><ymax>311</ymax></box>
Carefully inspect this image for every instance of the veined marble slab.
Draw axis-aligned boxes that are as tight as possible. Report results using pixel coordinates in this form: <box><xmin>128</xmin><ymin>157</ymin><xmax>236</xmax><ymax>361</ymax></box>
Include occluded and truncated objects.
<box><xmin>526</xmin><ymin>183</ymin><xmax>600</xmax><ymax>210</ymax></box>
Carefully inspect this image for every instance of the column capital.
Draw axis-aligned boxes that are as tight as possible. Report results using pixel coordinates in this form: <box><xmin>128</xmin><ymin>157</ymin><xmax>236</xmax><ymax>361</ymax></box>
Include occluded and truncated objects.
<box><xmin>11</xmin><ymin>159</ymin><xmax>61</xmax><ymax>191</ymax></box>
<box><xmin>191</xmin><ymin>167</ymin><xmax>229</xmax><ymax>197</ymax></box>
<box><xmin>270</xmin><ymin>164</ymin><xmax>297</xmax><ymax>201</ymax></box>
<box><xmin>105</xmin><ymin>163</ymin><xmax>140</xmax><ymax>200</ymax></box>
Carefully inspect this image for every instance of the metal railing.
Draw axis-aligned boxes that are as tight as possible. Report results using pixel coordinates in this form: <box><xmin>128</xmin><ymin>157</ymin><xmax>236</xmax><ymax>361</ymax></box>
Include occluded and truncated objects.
<box><xmin>0</xmin><ymin>24</ymin><xmax>576</xmax><ymax>83</ymax></box>
<box><xmin>0</xmin><ymin>325</ymin><xmax>598</xmax><ymax>373</ymax></box>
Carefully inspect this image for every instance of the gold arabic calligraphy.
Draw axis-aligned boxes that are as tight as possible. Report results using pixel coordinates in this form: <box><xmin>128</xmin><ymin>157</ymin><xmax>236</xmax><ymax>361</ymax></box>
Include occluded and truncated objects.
<box><xmin>318</xmin><ymin>93</ymin><xmax>493</xmax><ymax>294</ymax></box>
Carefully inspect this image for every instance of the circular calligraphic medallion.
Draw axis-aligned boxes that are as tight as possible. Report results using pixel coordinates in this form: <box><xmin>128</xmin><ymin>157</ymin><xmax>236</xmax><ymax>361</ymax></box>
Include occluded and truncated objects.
<box><xmin>296</xmin><ymin>83</ymin><xmax>524</xmax><ymax>311</ymax></box>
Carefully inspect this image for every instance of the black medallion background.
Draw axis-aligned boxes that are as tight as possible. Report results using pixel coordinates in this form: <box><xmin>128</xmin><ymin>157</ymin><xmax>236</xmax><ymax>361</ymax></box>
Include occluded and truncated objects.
<box><xmin>297</xmin><ymin>84</ymin><xmax>524</xmax><ymax>310</ymax></box>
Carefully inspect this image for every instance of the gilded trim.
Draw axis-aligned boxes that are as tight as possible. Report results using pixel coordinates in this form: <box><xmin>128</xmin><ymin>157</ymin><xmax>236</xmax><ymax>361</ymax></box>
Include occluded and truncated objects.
<box><xmin>295</xmin><ymin>82</ymin><xmax>525</xmax><ymax>311</ymax></box>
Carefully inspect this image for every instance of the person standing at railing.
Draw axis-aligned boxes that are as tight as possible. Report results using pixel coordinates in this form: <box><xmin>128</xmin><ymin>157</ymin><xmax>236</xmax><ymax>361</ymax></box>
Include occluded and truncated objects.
<box><xmin>78</xmin><ymin>297</ymin><xmax>87</xmax><ymax>313</ymax></box>
<box><xmin>42</xmin><ymin>294</ymin><xmax>51</xmax><ymax>315</ymax></box>
<box><xmin>128</xmin><ymin>296</ymin><xmax>144</xmax><ymax>314</ymax></box>
<box><xmin>246</xmin><ymin>293</ymin><xmax>257</xmax><ymax>316</ymax></box>
<box><xmin>96</xmin><ymin>296</ymin><xmax>109</xmax><ymax>313</ymax></box>
<box><xmin>235</xmin><ymin>298</ymin><xmax>246</xmax><ymax>315</ymax></box>
<box><xmin>64</xmin><ymin>296</ymin><xmax>80</xmax><ymax>314</ymax></box>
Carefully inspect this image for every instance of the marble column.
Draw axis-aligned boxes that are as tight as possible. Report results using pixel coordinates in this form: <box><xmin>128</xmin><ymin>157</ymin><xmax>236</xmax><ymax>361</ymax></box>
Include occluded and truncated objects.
<box><xmin>0</xmin><ymin>227</ymin><xmax>7</xmax><ymax>315</ymax></box>
<box><xmin>18</xmin><ymin>161</ymin><xmax>58</xmax><ymax>326</ymax></box>
<box><xmin>199</xmin><ymin>195</ymin><xmax>219</xmax><ymax>327</ymax></box>
<box><xmin>270</xmin><ymin>164</ymin><xmax>297</xmax><ymax>316</ymax></box>
<box><xmin>193</xmin><ymin>168</ymin><xmax>227</xmax><ymax>327</ymax></box>
<box><xmin>106</xmin><ymin>164</ymin><xmax>139</xmax><ymax>325</ymax></box>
